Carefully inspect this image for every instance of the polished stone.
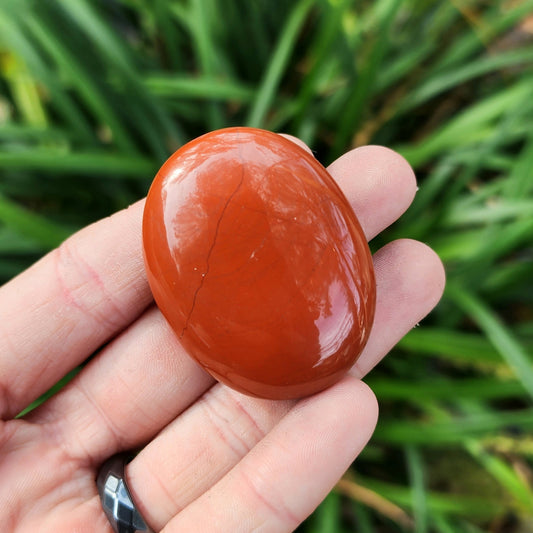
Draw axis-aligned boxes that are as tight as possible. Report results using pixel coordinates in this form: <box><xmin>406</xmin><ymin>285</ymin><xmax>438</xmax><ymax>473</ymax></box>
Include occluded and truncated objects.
<box><xmin>143</xmin><ymin>127</ymin><xmax>376</xmax><ymax>399</ymax></box>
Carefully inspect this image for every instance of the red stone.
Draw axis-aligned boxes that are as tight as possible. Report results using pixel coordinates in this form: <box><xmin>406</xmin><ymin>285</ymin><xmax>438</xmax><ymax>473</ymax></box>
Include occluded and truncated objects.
<box><xmin>143</xmin><ymin>127</ymin><xmax>376</xmax><ymax>399</ymax></box>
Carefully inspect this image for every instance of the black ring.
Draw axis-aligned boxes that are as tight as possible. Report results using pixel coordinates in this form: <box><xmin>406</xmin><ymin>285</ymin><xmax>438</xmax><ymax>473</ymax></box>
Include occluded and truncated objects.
<box><xmin>97</xmin><ymin>453</ymin><xmax>155</xmax><ymax>533</ymax></box>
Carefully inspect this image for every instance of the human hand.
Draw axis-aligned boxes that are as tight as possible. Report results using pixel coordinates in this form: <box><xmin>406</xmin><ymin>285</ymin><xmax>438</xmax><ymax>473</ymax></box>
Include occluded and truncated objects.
<box><xmin>0</xmin><ymin>140</ymin><xmax>445</xmax><ymax>532</ymax></box>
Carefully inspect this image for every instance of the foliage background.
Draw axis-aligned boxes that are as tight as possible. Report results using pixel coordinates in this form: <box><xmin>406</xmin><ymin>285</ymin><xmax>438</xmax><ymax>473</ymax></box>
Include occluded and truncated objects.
<box><xmin>1</xmin><ymin>0</ymin><xmax>533</xmax><ymax>531</ymax></box>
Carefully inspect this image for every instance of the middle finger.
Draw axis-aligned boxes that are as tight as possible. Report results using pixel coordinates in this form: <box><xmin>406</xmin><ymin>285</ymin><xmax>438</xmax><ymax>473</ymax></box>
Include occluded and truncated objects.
<box><xmin>126</xmin><ymin>236</ymin><xmax>443</xmax><ymax>531</ymax></box>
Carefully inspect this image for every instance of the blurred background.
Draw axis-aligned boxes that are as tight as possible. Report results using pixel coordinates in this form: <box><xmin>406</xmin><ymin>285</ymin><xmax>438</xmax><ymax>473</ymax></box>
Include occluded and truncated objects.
<box><xmin>1</xmin><ymin>0</ymin><xmax>533</xmax><ymax>531</ymax></box>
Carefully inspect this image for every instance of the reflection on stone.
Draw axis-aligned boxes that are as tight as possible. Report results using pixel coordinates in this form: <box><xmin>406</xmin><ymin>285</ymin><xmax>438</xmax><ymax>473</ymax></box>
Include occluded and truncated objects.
<box><xmin>143</xmin><ymin>127</ymin><xmax>376</xmax><ymax>399</ymax></box>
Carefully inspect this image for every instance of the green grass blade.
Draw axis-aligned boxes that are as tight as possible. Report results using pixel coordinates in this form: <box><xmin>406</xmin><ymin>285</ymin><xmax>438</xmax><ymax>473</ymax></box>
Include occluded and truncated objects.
<box><xmin>58</xmin><ymin>0</ymin><xmax>135</xmax><ymax>74</ymax></box>
<box><xmin>23</xmin><ymin>10</ymin><xmax>138</xmax><ymax>154</ymax></box>
<box><xmin>447</xmin><ymin>283</ymin><xmax>533</xmax><ymax>401</ymax></box>
<box><xmin>400</xmin><ymin>47</ymin><xmax>533</xmax><ymax>112</ymax></box>
<box><xmin>434</xmin><ymin>0</ymin><xmax>533</xmax><ymax>71</ymax></box>
<box><xmin>187</xmin><ymin>0</ymin><xmax>225</xmax><ymax>130</ymax></box>
<box><xmin>0</xmin><ymin>226</ymin><xmax>45</xmax><ymax>253</ymax></box>
<box><xmin>246</xmin><ymin>0</ymin><xmax>314</xmax><ymax>128</ymax></box>
<box><xmin>0</xmin><ymin>150</ymin><xmax>156</xmax><ymax>177</ymax></box>
<box><xmin>465</xmin><ymin>439</ymin><xmax>533</xmax><ymax>512</ymax></box>
<box><xmin>358</xmin><ymin>477</ymin><xmax>505</xmax><ymax>519</ymax></box>
<box><xmin>397</xmin><ymin>328</ymin><xmax>504</xmax><ymax>364</ymax></box>
<box><xmin>368</xmin><ymin>377</ymin><xmax>524</xmax><ymax>401</ymax></box>
<box><xmin>58</xmin><ymin>0</ymin><xmax>183</xmax><ymax>158</ymax></box>
<box><xmin>503</xmin><ymin>130</ymin><xmax>533</xmax><ymax>198</ymax></box>
<box><xmin>0</xmin><ymin>9</ymin><xmax>96</xmax><ymax>144</ymax></box>
<box><xmin>443</xmin><ymin>199</ymin><xmax>533</xmax><ymax>227</ymax></box>
<box><xmin>291</xmin><ymin>0</ymin><xmax>351</xmax><ymax>136</ymax></box>
<box><xmin>396</xmin><ymin>79</ymin><xmax>532</xmax><ymax>167</ymax></box>
<box><xmin>145</xmin><ymin>75</ymin><xmax>255</xmax><ymax>101</ymax></box>
<box><xmin>405</xmin><ymin>445</ymin><xmax>428</xmax><ymax>533</ymax></box>
<box><xmin>331</xmin><ymin>0</ymin><xmax>402</xmax><ymax>158</ymax></box>
<box><xmin>432</xmin><ymin>514</ymin><xmax>477</xmax><ymax>533</ymax></box>
<box><xmin>374</xmin><ymin>408</ymin><xmax>533</xmax><ymax>445</ymax></box>
<box><xmin>1</xmin><ymin>51</ymin><xmax>47</xmax><ymax>126</ymax></box>
<box><xmin>0</xmin><ymin>124</ymin><xmax>68</xmax><ymax>143</ymax></box>
<box><xmin>16</xmin><ymin>367</ymin><xmax>81</xmax><ymax>417</ymax></box>
<box><xmin>0</xmin><ymin>194</ymin><xmax>72</xmax><ymax>248</ymax></box>
<box><xmin>432</xmin><ymin>514</ymin><xmax>456</xmax><ymax>533</ymax></box>
<box><xmin>307</xmin><ymin>491</ymin><xmax>343</xmax><ymax>533</ymax></box>
<box><xmin>153</xmin><ymin>0</ymin><xmax>184</xmax><ymax>70</ymax></box>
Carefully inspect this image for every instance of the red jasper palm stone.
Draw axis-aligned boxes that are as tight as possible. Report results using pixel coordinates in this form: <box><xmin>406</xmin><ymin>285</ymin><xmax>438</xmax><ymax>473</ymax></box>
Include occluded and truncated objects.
<box><xmin>143</xmin><ymin>127</ymin><xmax>376</xmax><ymax>399</ymax></box>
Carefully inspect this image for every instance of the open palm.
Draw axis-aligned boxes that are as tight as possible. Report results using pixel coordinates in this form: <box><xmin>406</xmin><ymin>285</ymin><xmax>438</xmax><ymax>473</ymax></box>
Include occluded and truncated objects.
<box><xmin>0</xmin><ymin>140</ymin><xmax>444</xmax><ymax>532</ymax></box>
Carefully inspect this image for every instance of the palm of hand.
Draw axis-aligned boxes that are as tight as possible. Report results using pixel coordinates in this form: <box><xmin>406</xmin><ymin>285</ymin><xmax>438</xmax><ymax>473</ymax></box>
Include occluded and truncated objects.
<box><xmin>0</xmin><ymin>141</ymin><xmax>444</xmax><ymax>533</ymax></box>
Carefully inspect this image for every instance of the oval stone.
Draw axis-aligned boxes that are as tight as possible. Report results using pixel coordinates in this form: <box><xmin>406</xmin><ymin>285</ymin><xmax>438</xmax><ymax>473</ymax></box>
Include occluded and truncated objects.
<box><xmin>143</xmin><ymin>127</ymin><xmax>376</xmax><ymax>399</ymax></box>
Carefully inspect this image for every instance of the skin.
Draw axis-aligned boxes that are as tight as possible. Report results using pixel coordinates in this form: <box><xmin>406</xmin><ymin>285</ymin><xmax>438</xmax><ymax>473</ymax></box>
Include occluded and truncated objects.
<box><xmin>0</xmin><ymin>141</ymin><xmax>445</xmax><ymax>533</ymax></box>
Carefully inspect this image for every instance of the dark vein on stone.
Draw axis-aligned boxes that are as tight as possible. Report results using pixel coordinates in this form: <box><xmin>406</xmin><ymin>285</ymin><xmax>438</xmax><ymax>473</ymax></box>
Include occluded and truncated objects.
<box><xmin>180</xmin><ymin>164</ymin><xmax>246</xmax><ymax>339</ymax></box>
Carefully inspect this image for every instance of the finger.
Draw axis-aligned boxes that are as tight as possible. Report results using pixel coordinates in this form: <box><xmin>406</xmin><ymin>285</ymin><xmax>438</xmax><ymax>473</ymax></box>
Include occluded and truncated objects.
<box><xmin>351</xmin><ymin>238</ymin><xmax>446</xmax><ymax>378</ymax></box>
<box><xmin>282</xmin><ymin>140</ymin><xmax>417</xmax><ymax>241</ymax></box>
<box><xmin>328</xmin><ymin>145</ymin><xmax>417</xmax><ymax>240</ymax></box>
<box><xmin>127</xmin><ymin>386</ymin><xmax>294</xmax><ymax>531</ymax></box>
<box><xmin>163</xmin><ymin>378</ymin><xmax>378</xmax><ymax>533</ymax></box>
<box><xmin>35</xmin><ymin>144</ymin><xmax>419</xmax><ymax>462</ymax></box>
<box><xmin>0</xmin><ymin>201</ymin><xmax>152</xmax><ymax>418</ymax></box>
<box><xmin>118</xmin><ymin>237</ymin><xmax>443</xmax><ymax>530</ymax></box>
<box><xmin>278</xmin><ymin>133</ymin><xmax>314</xmax><ymax>155</ymax></box>
<box><xmin>29</xmin><ymin>306</ymin><xmax>214</xmax><ymax>462</ymax></box>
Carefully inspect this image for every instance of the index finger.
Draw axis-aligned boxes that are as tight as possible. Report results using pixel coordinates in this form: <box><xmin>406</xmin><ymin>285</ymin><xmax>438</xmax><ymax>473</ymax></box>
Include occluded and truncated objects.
<box><xmin>0</xmin><ymin>201</ymin><xmax>152</xmax><ymax>419</ymax></box>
